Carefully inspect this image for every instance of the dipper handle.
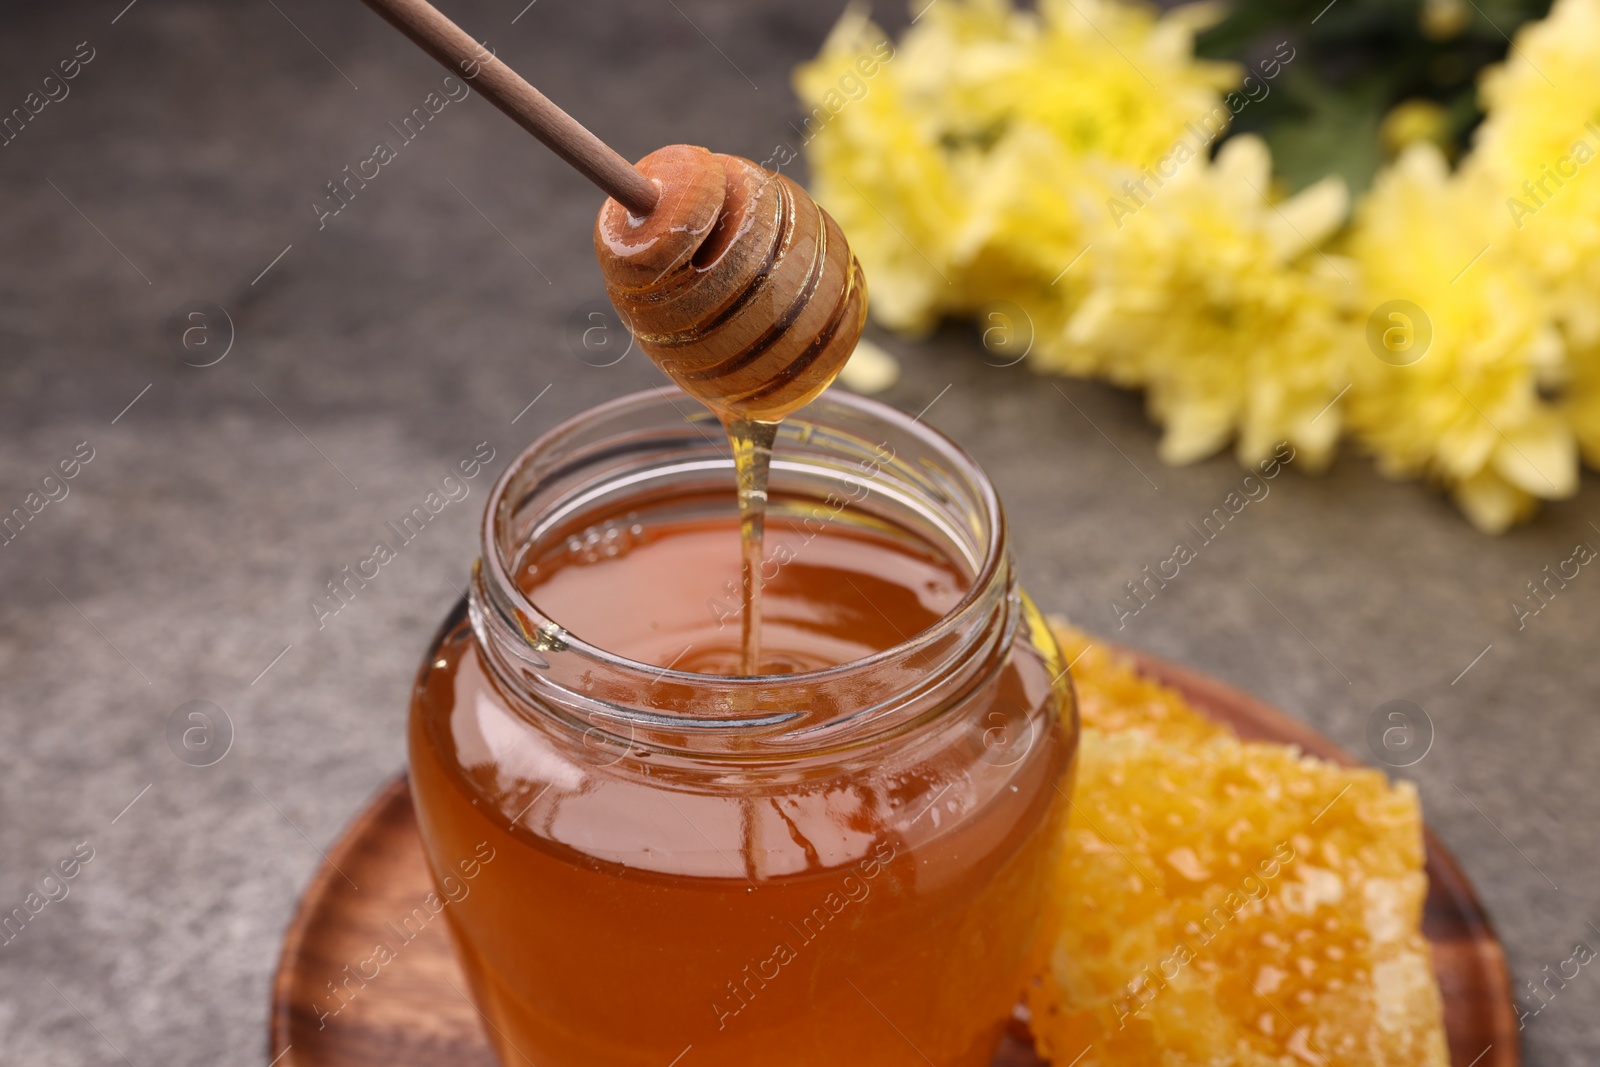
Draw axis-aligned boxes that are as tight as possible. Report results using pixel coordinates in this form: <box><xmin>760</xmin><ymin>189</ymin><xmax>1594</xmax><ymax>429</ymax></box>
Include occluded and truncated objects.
<box><xmin>358</xmin><ymin>0</ymin><xmax>659</xmax><ymax>216</ymax></box>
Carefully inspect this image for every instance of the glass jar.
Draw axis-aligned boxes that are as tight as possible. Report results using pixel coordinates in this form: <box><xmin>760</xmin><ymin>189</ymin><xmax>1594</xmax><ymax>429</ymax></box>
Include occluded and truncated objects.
<box><xmin>409</xmin><ymin>387</ymin><xmax>1077</xmax><ymax>1067</ymax></box>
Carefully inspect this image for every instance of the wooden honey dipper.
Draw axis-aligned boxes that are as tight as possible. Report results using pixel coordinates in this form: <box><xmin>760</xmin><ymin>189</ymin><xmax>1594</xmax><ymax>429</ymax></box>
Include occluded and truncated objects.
<box><xmin>358</xmin><ymin>0</ymin><xmax>866</xmax><ymax>425</ymax></box>
<box><xmin>360</xmin><ymin>0</ymin><xmax>871</xmax><ymax>674</ymax></box>
<box><xmin>594</xmin><ymin>146</ymin><xmax>867</xmax><ymax>423</ymax></box>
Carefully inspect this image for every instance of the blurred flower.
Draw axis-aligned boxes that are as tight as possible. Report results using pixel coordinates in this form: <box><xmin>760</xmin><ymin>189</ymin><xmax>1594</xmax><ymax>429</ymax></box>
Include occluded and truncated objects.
<box><xmin>836</xmin><ymin>337</ymin><xmax>901</xmax><ymax>394</ymax></box>
<box><xmin>1473</xmin><ymin>0</ymin><xmax>1600</xmax><ymax>471</ymax></box>
<box><xmin>1346</xmin><ymin>144</ymin><xmax>1574</xmax><ymax>532</ymax></box>
<box><xmin>1421</xmin><ymin>0</ymin><xmax>1472</xmax><ymax>40</ymax></box>
<box><xmin>1475</xmin><ymin>0</ymin><xmax>1600</xmax><ymax>205</ymax></box>
<box><xmin>1566</xmin><ymin>348</ymin><xmax>1600</xmax><ymax>468</ymax></box>
<box><xmin>1380</xmin><ymin>99</ymin><xmax>1450</xmax><ymax>158</ymax></box>
<box><xmin>797</xmin><ymin>1</ymin><xmax>1350</xmax><ymax>468</ymax></box>
<box><xmin>795</xmin><ymin>0</ymin><xmax>1595</xmax><ymax>532</ymax></box>
<box><xmin>792</xmin><ymin>6</ymin><xmax>960</xmax><ymax>332</ymax></box>
<box><xmin>792</xmin><ymin>0</ymin><xmax>1237</xmax><ymax>332</ymax></box>
<box><xmin>1474</xmin><ymin>0</ymin><xmax>1600</xmax><ymax>315</ymax></box>
<box><xmin>1060</xmin><ymin>136</ymin><xmax>1354</xmax><ymax>468</ymax></box>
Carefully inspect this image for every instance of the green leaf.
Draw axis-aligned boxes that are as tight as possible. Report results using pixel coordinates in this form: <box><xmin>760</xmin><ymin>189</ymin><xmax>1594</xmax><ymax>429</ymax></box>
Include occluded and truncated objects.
<box><xmin>1259</xmin><ymin>73</ymin><xmax>1387</xmax><ymax>194</ymax></box>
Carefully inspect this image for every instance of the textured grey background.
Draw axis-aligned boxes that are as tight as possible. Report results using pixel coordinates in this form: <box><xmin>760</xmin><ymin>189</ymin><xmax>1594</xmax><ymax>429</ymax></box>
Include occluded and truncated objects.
<box><xmin>0</xmin><ymin>0</ymin><xmax>1594</xmax><ymax>1064</ymax></box>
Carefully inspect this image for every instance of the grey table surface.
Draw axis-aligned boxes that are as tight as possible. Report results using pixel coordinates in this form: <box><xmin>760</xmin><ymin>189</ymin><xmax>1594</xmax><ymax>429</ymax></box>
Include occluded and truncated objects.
<box><xmin>0</xmin><ymin>0</ymin><xmax>1594</xmax><ymax>1064</ymax></box>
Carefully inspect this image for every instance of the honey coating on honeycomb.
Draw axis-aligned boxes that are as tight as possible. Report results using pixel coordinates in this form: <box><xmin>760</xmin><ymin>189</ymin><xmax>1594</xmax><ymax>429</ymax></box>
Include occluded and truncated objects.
<box><xmin>1032</xmin><ymin>624</ymin><xmax>1448</xmax><ymax>1067</ymax></box>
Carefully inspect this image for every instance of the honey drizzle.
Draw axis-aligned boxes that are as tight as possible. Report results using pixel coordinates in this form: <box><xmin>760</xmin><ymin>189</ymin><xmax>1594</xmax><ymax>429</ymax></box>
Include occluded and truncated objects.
<box><xmin>724</xmin><ymin>417</ymin><xmax>779</xmax><ymax>676</ymax></box>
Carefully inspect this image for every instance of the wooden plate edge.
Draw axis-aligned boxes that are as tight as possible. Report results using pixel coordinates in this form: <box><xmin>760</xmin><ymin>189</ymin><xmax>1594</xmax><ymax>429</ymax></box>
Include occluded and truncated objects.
<box><xmin>269</xmin><ymin>775</ymin><xmax>411</xmax><ymax>1065</ymax></box>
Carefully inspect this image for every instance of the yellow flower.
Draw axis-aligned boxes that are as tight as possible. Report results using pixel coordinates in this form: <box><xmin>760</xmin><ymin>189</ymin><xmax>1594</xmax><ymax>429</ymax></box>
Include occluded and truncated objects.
<box><xmin>1474</xmin><ymin>0</ymin><xmax>1600</xmax><ymax>285</ymax></box>
<box><xmin>1346</xmin><ymin>144</ymin><xmax>1575</xmax><ymax>532</ymax></box>
<box><xmin>1472</xmin><ymin>0</ymin><xmax>1600</xmax><ymax>472</ymax></box>
<box><xmin>792</xmin><ymin>7</ymin><xmax>959</xmax><ymax>332</ymax></box>
<box><xmin>793</xmin><ymin>0</ymin><xmax>1236</xmax><ymax>332</ymax></box>
<box><xmin>798</xmin><ymin>1</ymin><xmax>1347</xmax><ymax>469</ymax></box>
<box><xmin>1560</xmin><ymin>344</ymin><xmax>1600</xmax><ymax>477</ymax></box>
<box><xmin>1380</xmin><ymin>99</ymin><xmax>1450</xmax><ymax>158</ymax></box>
<box><xmin>794</xmin><ymin>0</ymin><xmax>1592</xmax><ymax>531</ymax></box>
<box><xmin>1058</xmin><ymin>136</ymin><xmax>1354</xmax><ymax>468</ymax></box>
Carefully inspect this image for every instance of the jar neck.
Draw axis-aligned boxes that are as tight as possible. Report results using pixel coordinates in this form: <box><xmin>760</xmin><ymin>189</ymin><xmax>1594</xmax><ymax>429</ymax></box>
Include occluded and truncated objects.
<box><xmin>470</xmin><ymin>387</ymin><xmax>1013</xmax><ymax>765</ymax></box>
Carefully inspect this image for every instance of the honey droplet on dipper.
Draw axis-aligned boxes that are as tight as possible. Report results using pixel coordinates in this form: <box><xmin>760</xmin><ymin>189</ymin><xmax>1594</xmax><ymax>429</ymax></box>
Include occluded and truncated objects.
<box><xmin>594</xmin><ymin>144</ymin><xmax>868</xmax><ymax>424</ymax></box>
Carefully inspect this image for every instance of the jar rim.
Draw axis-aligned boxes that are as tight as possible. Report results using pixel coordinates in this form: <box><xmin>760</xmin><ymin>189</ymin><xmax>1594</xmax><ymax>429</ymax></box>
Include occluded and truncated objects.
<box><xmin>476</xmin><ymin>386</ymin><xmax>1009</xmax><ymax>737</ymax></box>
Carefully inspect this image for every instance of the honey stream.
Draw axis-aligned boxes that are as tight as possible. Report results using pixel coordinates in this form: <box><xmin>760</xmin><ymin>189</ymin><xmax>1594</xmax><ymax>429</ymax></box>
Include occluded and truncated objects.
<box><xmin>724</xmin><ymin>417</ymin><xmax>780</xmax><ymax>675</ymax></box>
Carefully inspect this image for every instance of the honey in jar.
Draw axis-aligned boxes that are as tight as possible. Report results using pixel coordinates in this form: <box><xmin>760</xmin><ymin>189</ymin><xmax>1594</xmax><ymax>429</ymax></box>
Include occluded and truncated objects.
<box><xmin>408</xmin><ymin>388</ymin><xmax>1077</xmax><ymax>1066</ymax></box>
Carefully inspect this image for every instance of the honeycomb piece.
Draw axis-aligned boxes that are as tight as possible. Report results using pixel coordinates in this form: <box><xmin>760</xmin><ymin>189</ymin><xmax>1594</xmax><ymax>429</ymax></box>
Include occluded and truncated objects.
<box><xmin>1048</xmin><ymin>618</ymin><xmax>1229</xmax><ymax>747</ymax></box>
<box><xmin>1029</xmin><ymin>727</ymin><xmax>1448</xmax><ymax>1067</ymax></box>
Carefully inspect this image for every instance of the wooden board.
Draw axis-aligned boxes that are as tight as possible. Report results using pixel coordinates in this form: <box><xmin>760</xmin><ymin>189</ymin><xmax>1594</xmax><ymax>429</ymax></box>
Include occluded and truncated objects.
<box><xmin>269</xmin><ymin>649</ymin><xmax>1519</xmax><ymax>1067</ymax></box>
